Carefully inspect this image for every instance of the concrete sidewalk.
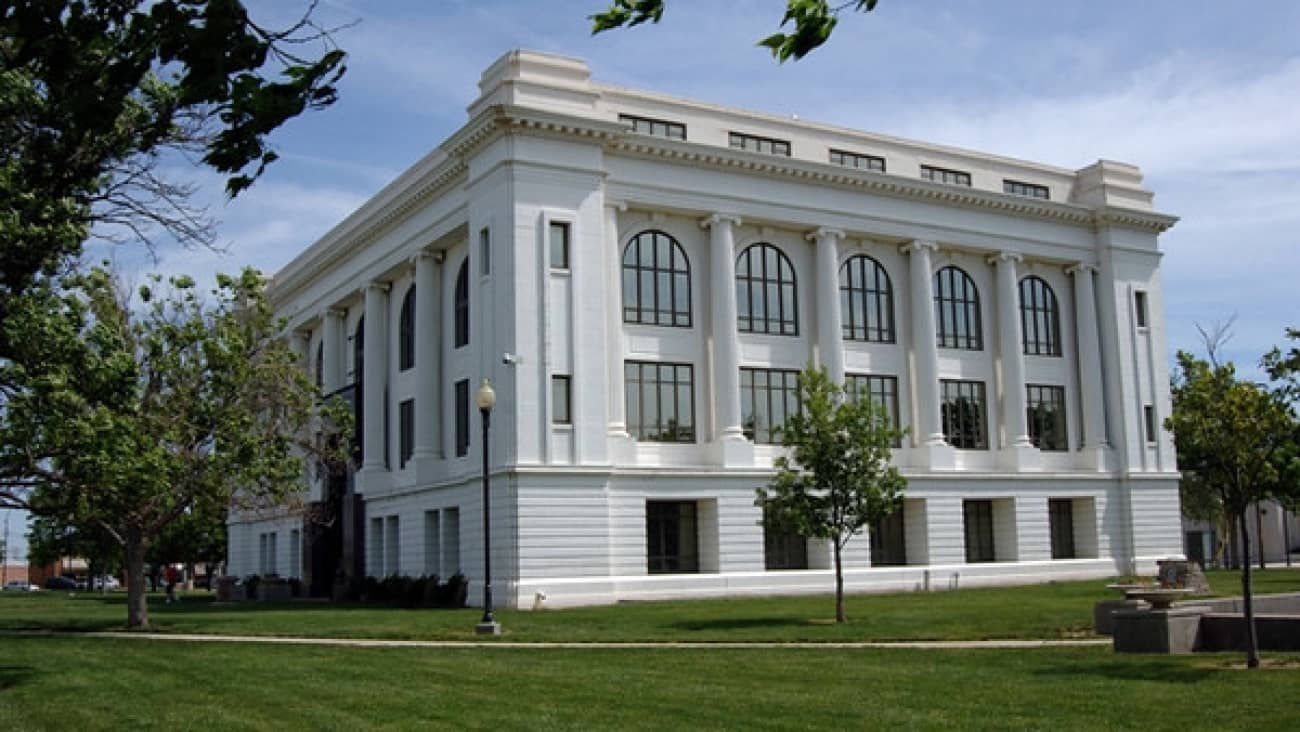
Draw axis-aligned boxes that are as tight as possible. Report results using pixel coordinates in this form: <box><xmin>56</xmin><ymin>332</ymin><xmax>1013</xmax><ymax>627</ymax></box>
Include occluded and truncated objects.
<box><xmin>5</xmin><ymin>630</ymin><xmax>1110</xmax><ymax>650</ymax></box>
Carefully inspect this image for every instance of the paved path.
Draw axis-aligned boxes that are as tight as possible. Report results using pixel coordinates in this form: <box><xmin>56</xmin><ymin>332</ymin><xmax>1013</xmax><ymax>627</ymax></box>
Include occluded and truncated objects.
<box><xmin>6</xmin><ymin>630</ymin><xmax>1110</xmax><ymax>650</ymax></box>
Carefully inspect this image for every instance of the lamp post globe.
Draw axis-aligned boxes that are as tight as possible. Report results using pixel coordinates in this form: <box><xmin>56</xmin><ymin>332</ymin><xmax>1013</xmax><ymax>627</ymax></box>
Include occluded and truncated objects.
<box><xmin>474</xmin><ymin>378</ymin><xmax>501</xmax><ymax>635</ymax></box>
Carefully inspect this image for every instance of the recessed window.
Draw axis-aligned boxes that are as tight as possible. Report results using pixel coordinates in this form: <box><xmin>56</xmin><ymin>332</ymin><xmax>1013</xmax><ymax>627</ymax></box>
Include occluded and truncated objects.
<box><xmin>549</xmin><ymin>221</ymin><xmax>570</xmax><ymax>270</ymax></box>
<box><xmin>552</xmin><ymin>375</ymin><xmax>572</xmax><ymax>425</ymax></box>
<box><xmin>647</xmin><ymin>500</ymin><xmax>698</xmax><ymax>574</ymax></box>
<box><xmin>1019</xmin><ymin>276</ymin><xmax>1061</xmax><ymax>357</ymax></box>
<box><xmin>455</xmin><ymin>379</ymin><xmax>470</xmax><ymax>457</ymax></box>
<box><xmin>729</xmin><ymin>131</ymin><xmax>791</xmax><ymax>157</ymax></box>
<box><xmin>1003</xmin><ymin>179</ymin><xmax>1050</xmax><ymax>200</ymax></box>
<box><xmin>314</xmin><ymin>341</ymin><xmax>324</xmax><ymax>389</ymax></box>
<box><xmin>479</xmin><ymin>227</ymin><xmax>491</xmax><ymax>277</ymax></box>
<box><xmin>846</xmin><ymin>373</ymin><xmax>901</xmax><ymax>447</ymax></box>
<box><xmin>870</xmin><ymin>508</ymin><xmax>906</xmax><ymax>566</ymax></box>
<box><xmin>741</xmin><ymin>367</ymin><xmax>800</xmax><ymax>445</ymax></box>
<box><xmin>1026</xmin><ymin>384</ymin><xmax>1068</xmax><ymax>452</ymax></box>
<box><xmin>620</xmin><ymin>113</ymin><xmax>686</xmax><ymax>140</ymax></box>
<box><xmin>940</xmin><ymin>379</ymin><xmax>988</xmax><ymax>450</ymax></box>
<box><xmin>736</xmin><ymin>243</ymin><xmax>798</xmax><ymax>336</ymax></box>
<box><xmin>763</xmin><ymin>504</ymin><xmax>808</xmax><ymax>570</ymax></box>
<box><xmin>351</xmin><ymin>316</ymin><xmax>364</xmax><ymax>385</ymax></box>
<box><xmin>454</xmin><ymin>260</ymin><xmax>469</xmax><ymax>348</ymax></box>
<box><xmin>921</xmin><ymin>165</ymin><xmax>972</xmax><ymax>186</ymax></box>
<box><xmin>829</xmin><ymin>148</ymin><xmax>885</xmax><ymax>172</ymax></box>
<box><xmin>625</xmin><ymin>361</ymin><xmax>695</xmax><ymax>442</ymax></box>
<box><xmin>1049</xmin><ymin>499</ymin><xmax>1076</xmax><ymax>559</ymax></box>
<box><xmin>399</xmin><ymin>285</ymin><xmax>416</xmax><ymax>371</ymax></box>
<box><xmin>1134</xmin><ymin>291</ymin><xmax>1149</xmax><ymax>328</ymax></box>
<box><xmin>623</xmin><ymin>230</ymin><xmax>692</xmax><ymax>328</ymax></box>
<box><xmin>1143</xmin><ymin>405</ymin><xmax>1156</xmax><ymax>444</ymax></box>
<box><xmin>934</xmin><ymin>266</ymin><xmax>983</xmax><ymax>350</ymax></box>
<box><xmin>840</xmin><ymin>255</ymin><xmax>895</xmax><ymax>343</ymax></box>
<box><xmin>398</xmin><ymin>399</ymin><xmax>414</xmax><ymax>468</ymax></box>
<box><xmin>963</xmin><ymin>500</ymin><xmax>995</xmax><ymax>563</ymax></box>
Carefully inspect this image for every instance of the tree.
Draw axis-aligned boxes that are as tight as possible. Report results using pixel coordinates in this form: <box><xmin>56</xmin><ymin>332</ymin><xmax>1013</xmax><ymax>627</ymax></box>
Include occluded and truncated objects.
<box><xmin>1166</xmin><ymin>346</ymin><xmax>1299</xmax><ymax>668</ymax></box>
<box><xmin>755</xmin><ymin>366</ymin><xmax>906</xmax><ymax>623</ymax></box>
<box><xmin>0</xmin><ymin>0</ymin><xmax>345</xmax><ymax>343</ymax></box>
<box><xmin>27</xmin><ymin>514</ymin><xmax>121</xmax><ymax>590</ymax></box>
<box><xmin>0</xmin><ymin>266</ymin><xmax>350</xmax><ymax>628</ymax></box>
<box><xmin>592</xmin><ymin>0</ymin><xmax>880</xmax><ymax>62</ymax></box>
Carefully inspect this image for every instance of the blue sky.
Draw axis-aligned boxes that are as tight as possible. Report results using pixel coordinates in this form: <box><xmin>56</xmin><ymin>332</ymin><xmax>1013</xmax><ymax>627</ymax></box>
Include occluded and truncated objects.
<box><xmin>17</xmin><ymin>0</ymin><xmax>1297</xmax><ymax>562</ymax></box>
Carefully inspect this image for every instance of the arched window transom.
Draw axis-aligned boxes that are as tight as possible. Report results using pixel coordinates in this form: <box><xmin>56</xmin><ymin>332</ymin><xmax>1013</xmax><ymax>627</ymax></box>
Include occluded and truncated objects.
<box><xmin>314</xmin><ymin>341</ymin><xmax>324</xmax><ymax>389</ymax></box>
<box><xmin>622</xmin><ymin>230</ymin><xmax>691</xmax><ymax>327</ymax></box>
<box><xmin>454</xmin><ymin>260</ymin><xmax>469</xmax><ymax>348</ymax></box>
<box><xmin>934</xmin><ymin>266</ymin><xmax>982</xmax><ymax>350</ymax></box>
<box><xmin>1019</xmin><ymin>276</ymin><xmax>1061</xmax><ymax>357</ymax></box>
<box><xmin>839</xmin><ymin>255</ymin><xmax>895</xmax><ymax>343</ymax></box>
<box><xmin>399</xmin><ymin>284</ymin><xmax>416</xmax><ymax>370</ymax></box>
<box><xmin>736</xmin><ymin>243</ymin><xmax>798</xmax><ymax>336</ymax></box>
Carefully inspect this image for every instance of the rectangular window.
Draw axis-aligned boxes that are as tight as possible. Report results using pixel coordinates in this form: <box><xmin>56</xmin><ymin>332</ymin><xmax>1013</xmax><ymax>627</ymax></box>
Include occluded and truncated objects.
<box><xmin>646</xmin><ymin>500</ymin><xmax>699</xmax><ymax>574</ymax></box>
<box><xmin>552</xmin><ymin>375</ymin><xmax>572</xmax><ymax>425</ymax></box>
<box><xmin>398</xmin><ymin>399</ymin><xmax>415</xmax><ymax>468</ymax></box>
<box><xmin>1048</xmin><ymin>499</ymin><xmax>1076</xmax><ymax>559</ymax></box>
<box><xmin>1134</xmin><ymin>290</ymin><xmax>1148</xmax><ymax>328</ymax></box>
<box><xmin>921</xmin><ymin>164</ymin><xmax>972</xmax><ymax>187</ymax></box>
<box><xmin>870</xmin><ymin>508</ymin><xmax>907</xmax><ymax>566</ymax></box>
<box><xmin>829</xmin><ymin>148</ymin><xmax>885</xmax><ymax>172</ymax></box>
<box><xmin>846</xmin><ymin>373</ymin><xmax>901</xmax><ymax>447</ymax></box>
<box><xmin>479</xmin><ymin>227</ymin><xmax>490</xmax><ymax>277</ymax></box>
<box><xmin>940</xmin><ymin>379</ymin><xmax>988</xmax><ymax>449</ymax></box>
<box><xmin>625</xmin><ymin>361</ymin><xmax>695</xmax><ymax>442</ymax></box>
<box><xmin>1003</xmin><ymin>179</ymin><xmax>1050</xmax><ymax>199</ymax></box>
<box><xmin>1143</xmin><ymin>405</ymin><xmax>1156</xmax><ymax>444</ymax></box>
<box><xmin>385</xmin><ymin>515</ymin><xmax>400</xmax><ymax>577</ymax></box>
<box><xmin>741</xmin><ymin>367</ymin><xmax>801</xmax><ymax>445</ymax></box>
<box><xmin>455</xmin><ymin>379</ymin><xmax>470</xmax><ymax>457</ymax></box>
<box><xmin>257</xmin><ymin>533</ymin><xmax>269</xmax><ymax>576</ymax></box>
<box><xmin>424</xmin><ymin>510</ymin><xmax>441</xmax><ymax>577</ymax></box>
<box><xmin>289</xmin><ymin>529</ymin><xmax>301</xmax><ymax>579</ymax></box>
<box><xmin>729</xmin><ymin>131</ymin><xmax>791</xmax><ymax>157</ymax></box>
<box><xmin>549</xmin><ymin>221</ymin><xmax>570</xmax><ymax>269</ymax></box>
<box><xmin>762</xmin><ymin>505</ymin><xmax>808</xmax><ymax>570</ymax></box>
<box><xmin>620</xmin><ymin>113</ymin><xmax>686</xmax><ymax>140</ymax></box>
<box><xmin>963</xmin><ymin>499</ymin><xmax>995</xmax><ymax>563</ymax></box>
<box><xmin>442</xmin><ymin>508</ymin><xmax>460</xmax><ymax>575</ymax></box>
<box><xmin>368</xmin><ymin>517</ymin><xmax>384</xmax><ymax>577</ymax></box>
<box><xmin>1026</xmin><ymin>384</ymin><xmax>1068</xmax><ymax>452</ymax></box>
<box><xmin>266</xmin><ymin>532</ymin><xmax>277</xmax><ymax>575</ymax></box>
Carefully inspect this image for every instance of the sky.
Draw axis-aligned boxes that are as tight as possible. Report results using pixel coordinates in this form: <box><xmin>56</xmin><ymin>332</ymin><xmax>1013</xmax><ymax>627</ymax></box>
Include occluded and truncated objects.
<box><xmin>15</xmin><ymin>0</ymin><xmax>1298</xmax><ymax>562</ymax></box>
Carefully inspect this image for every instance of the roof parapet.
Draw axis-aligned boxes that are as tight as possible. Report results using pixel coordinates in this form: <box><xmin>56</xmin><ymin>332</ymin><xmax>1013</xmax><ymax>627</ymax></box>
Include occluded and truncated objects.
<box><xmin>1073</xmin><ymin>160</ymin><xmax>1154</xmax><ymax>211</ymax></box>
<box><xmin>467</xmin><ymin>49</ymin><xmax>598</xmax><ymax>119</ymax></box>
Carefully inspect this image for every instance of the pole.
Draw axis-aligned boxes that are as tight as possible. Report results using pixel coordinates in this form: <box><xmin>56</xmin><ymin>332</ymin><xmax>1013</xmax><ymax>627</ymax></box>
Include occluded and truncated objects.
<box><xmin>474</xmin><ymin>405</ymin><xmax>500</xmax><ymax>635</ymax></box>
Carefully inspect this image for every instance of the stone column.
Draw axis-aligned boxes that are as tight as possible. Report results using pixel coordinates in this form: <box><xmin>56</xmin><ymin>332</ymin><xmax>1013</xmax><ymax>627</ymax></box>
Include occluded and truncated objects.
<box><xmin>902</xmin><ymin>240</ymin><xmax>953</xmax><ymax>470</ymax></box>
<box><xmin>361</xmin><ymin>281</ymin><xmax>390</xmax><ymax>473</ymax></box>
<box><xmin>810</xmin><ymin>227</ymin><xmax>845</xmax><ymax>386</ymax></box>
<box><xmin>605</xmin><ymin>203</ymin><xmax>631</xmax><ymax>444</ymax></box>
<box><xmin>702</xmin><ymin>213</ymin><xmax>751</xmax><ymax>466</ymax></box>
<box><xmin>991</xmin><ymin>252</ymin><xmax>1038</xmax><ymax>470</ymax></box>
<box><xmin>412</xmin><ymin>251</ymin><xmax>442</xmax><ymax>462</ymax></box>
<box><xmin>322</xmin><ymin>308</ymin><xmax>345</xmax><ymax>393</ymax></box>
<box><xmin>1069</xmin><ymin>262</ymin><xmax>1110</xmax><ymax>470</ymax></box>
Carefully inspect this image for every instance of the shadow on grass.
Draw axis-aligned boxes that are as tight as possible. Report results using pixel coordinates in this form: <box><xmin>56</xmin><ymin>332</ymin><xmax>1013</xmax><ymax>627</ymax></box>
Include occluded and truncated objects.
<box><xmin>1037</xmin><ymin>659</ymin><xmax>1219</xmax><ymax>685</ymax></box>
<box><xmin>669</xmin><ymin>617</ymin><xmax>819</xmax><ymax>632</ymax></box>
<box><xmin>0</xmin><ymin>666</ymin><xmax>38</xmax><ymax>692</ymax></box>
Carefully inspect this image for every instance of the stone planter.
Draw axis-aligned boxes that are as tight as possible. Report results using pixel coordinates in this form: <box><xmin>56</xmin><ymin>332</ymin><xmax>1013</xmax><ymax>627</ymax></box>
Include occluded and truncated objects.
<box><xmin>257</xmin><ymin>576</ymin><xmax>292</xmax><ymax>602</ymax></box>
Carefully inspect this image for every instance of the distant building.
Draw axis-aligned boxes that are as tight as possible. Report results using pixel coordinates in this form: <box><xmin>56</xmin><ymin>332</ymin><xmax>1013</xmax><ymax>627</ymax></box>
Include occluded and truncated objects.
<box><xmin>228</xmin><ymin>50</ymin><xmax>1183</xmax><ymax>607</ymax></box>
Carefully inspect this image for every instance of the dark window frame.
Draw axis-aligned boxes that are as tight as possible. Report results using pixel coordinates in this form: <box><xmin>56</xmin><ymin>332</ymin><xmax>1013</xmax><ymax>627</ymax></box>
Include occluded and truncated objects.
<box><xmin>940</xmin><ymin>379</ymin><xmax>989</xmax><ymax>450</ymax></box>
<box><xmin>1143</xmin><ymin>405</ymin><xmax>1157</xmax><ymax>444</ymax></box>
<box><xmin>1048</xmin><ymin>498</ymin><xmax>1076</xmax><ymax>559</ymax></box>
<box><xmin>1026</xmin><ymin>384</ymin><xmax>1068</xmax><ymax>452</ymax></box>
<box><xmin>763</xmin><ymin>503</ymin><xmax>809</xmax><ymax>570</ymax></box>
<box><xmin>454</xmin><ymin>260</ymin><xmax>469</xmax><ymax>348</ymax></box>
<box><xmin>870</xmin><ymin>507</ymin><xmax>907</xmax><ymax>566</ymax></box>
<box><xmin>963</xmin><ymin>499</ymin><xmax>996</xmax><ymax>563</ymax></box>
<box><xmin>846</xmin><ymin>373</ymin><xmax>902</xmax><ymax>447</ymax></box>
<box><xmin>479</xmin><ymin>227</ymin><xmax>491</xmax><ymax>277</ymax></box>
<box><xmin>549</xmin><ymin>221</ymin><xmax>570</xmax><ymax>270</ymax></box>
<box><xmin>829</xmin><ymin>148</ymin><xmax>886</xmax><ymax>172</ymax></box>
<box><xmin>314</xmin><ymin>340</ymin><xmax>324</xmax><ymax>389</ymax></box>
<box><xmin>646</xmin><ymin>500</ymin><xmax>700</xmax><ymax>574</ymax></box>
<box><xmin>741</xmin><ymin>367</ymin><xmax>801</xmax><ymax>445</ymax></box>
<box><xmin>399</xmin><ymin>284</ymin><xmax>416</xmax><ymax>371</ymax></box>
<box><xmin>921</xmin><ymin>164</ymin><xmax>972</xmax><ymax>186</ymax></box>
<box><xmin>934</xmin><ymin>266</ymin><xmax>983</xmax><ymax>350</ymax></box>
<box><xmin>1134</xmin><ymin>290</ymin><xmax>1149</xmax><ymax>328</ymax></box>
<box><xmin>625</xmin><ymin>360</ymin><xmax>696</xmax><ymax>443</ymax></box>
<box><xmin>619</xmin><ymin>113</ymin><xmax>686</xmax><ymax>140</ymax></box>
<box><xmin>840</xmin><ymin>255</ymin><xmax>895</xmax><ymax>343</ymax></box>
<box><xmin>729</xmin><ymin>131</ymin><xmax>791</xmax><ymax>157</ymax></box>
<box><xmin>1003</xmin><ymin>179</ymin><xmax>1050</xmax><ymax>199</ymax></box>
<box><xmin>552</xmin><ymin>375</ymin><xmax>572</xmax><ymax>425</ymax></box>
<box><xmin>455</xmin><ymin>379</ymin><xmax>470</xmax><ymax>457</ymax></box>
<box><xmin>736</xmin><ymin>243</ymin><xmax>799</xmax><ymax>336</ymax></box>
<box><xmin>398</xmin><ymin>398</ymin><xmax>414</xmax><ymax>468</ymax></box>
<box><xmin>622</xmin><ymin>230</ymin><xmax>692</xmax><ymax>328</ymax></box>
<box><xmin>1019</xmin><ymin>276</ymin><xmax>1062</xmax><ymax>357</ymax></box>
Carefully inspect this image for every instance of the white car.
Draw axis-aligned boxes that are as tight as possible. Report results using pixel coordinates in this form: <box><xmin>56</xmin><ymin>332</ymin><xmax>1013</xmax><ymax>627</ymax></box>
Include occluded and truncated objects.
<box><xmin>3</xmin><ymin>580</ymin><xmax>39</xmax><ymax>592</ymax></box>
<box><xmin>94</xmin><ymin>575</ymin><xmax>120</xmax><ymax>591</ymax></box>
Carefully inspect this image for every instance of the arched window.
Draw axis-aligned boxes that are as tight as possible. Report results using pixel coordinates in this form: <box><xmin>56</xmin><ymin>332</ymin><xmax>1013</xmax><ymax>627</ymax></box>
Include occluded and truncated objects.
<box><xmin>398</xmin><ymin>284</ymin><xmax>416</xmax><ymax>370</ymax></box>
<box><xmin>622</xmin><ymin>230</ymin><xmax>691</xmax><ymax>327</ymax></box>
<box><xmin>934</xmin><ymin>266</ymin><xmax>982</xmax><ymax>350</ymax></box>
<box><xmin>839</xmin><ymin>255</ymin><xmax>895</xmax><ymax>342</ymax></box>
<box><xmin>736</xmin><ymin>243</ymin><xmax>798</xmax><ymax>335</ymax></box>
<box><xmin>454</xmin><ymin>260</ymin><xmax>469</xmax><ymax>348</ymax></box>
<box><xmin>1019</xmin><ymin>276</ymin><xmax>1061</xmax><ymax>357</ymax></box>
<box><xmin>353</xmin><ymin>316</ymin><xmax>365</xmax><ymax>384</ymax></box>
<box><xmin>314</xmin><ymin>341</ymin><xmax>324</xmax><ymax>389</ymax></box>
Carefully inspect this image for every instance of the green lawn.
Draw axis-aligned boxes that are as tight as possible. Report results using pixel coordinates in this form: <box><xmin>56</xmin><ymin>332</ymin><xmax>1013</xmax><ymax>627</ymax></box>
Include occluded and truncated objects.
<box><xmin>0</xmin><ymin>637</ymin><xmax>1296</xmax><ymax>730</ymax></box>
<box><xmin>1</xmin><ymin>568</ymin><xmax>1296</xmax><ymax>642</ymax></box>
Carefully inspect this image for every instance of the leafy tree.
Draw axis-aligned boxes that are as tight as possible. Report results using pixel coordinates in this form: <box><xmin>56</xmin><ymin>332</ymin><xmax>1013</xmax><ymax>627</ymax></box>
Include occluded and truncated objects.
<box><xmin>592</xmin><ymin>0</ymin><xmax>880</xmax><ymax>62</ymax></box>
<box><xmin>1166</xmin><ymin>347</ymin><xmax>1299</xmax><ymax>669</ymax></box>
<box><xmin>755</xmin><ymin>366</ymin><xmax>906</xmax><ymax>623</ymax></box>
<box><xmin>0</xmin><ymin>266</ymin><xmax>350</xmax><ymax>628</ymax></box>
<box><xmin>0</xmin><ymin>0</ymin><xmax>345</xmax><ymax>344</ymax></box>
<box><xmin>27</xmin><ymin>514</ymin><xmax>121</xmax><ymax>590</ymax></box>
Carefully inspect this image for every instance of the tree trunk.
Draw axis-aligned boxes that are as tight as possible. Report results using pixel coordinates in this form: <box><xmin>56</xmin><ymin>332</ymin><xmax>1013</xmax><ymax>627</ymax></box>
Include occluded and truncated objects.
<box><xmin>1238</xmin><ymin>511</ymin><xmax>1259</xmax><ymax>669</ymax></box>
<box><xmin>833</xmin><ymin>539</ymin><xmax>845</xmax><ymax>624</ymax></box>
<box><xmin>86</xmin><ymin>557</ymin><xmax>95</xmax><ymax>594</ymax></box>
<box><xmin>125</xmin><ymin>535</ymin><xmax>150</xmax><ymax>630</ymax></box>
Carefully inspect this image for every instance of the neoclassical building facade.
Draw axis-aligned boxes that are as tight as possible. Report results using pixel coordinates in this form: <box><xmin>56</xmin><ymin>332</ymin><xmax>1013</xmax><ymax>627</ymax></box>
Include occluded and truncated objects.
<box><xmin>227</xmin><ymin>50</ymin><xmax>1183</xmax><ymax>607</ymax></box>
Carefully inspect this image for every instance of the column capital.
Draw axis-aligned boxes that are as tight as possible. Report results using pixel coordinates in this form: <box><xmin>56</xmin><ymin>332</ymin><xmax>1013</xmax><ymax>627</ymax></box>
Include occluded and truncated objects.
<box><xmin>900</xmin><ymin>239</ymin><xmax>939</xmax><ymax>255</ymax></box>
<box><xmin>805</xmin><ymin>227</ymin><xmax>845</xmax><ymax>243</ymax></box>
<box><xmin>605</xmin><ymin>200</ymin><xmax>628</xmax><ymax>213</ymax></box>
<box><xmin>986</xmin><ymin>250</ymin><xmax>1023</xmax><ymax>265</ymax></box>
<box><xmin>325</xmin><ymin>306</ymin><xmax>347</xmax><ymax>320</ymax></box>
<box><xmin>1064</xmin><ymin>261</ymin><xmax>1098</xmax><ymax>275</ymax></box>
<box><xmin>700</xmin><ymin>213</ymin><xmax>742</xmax><ymax>229</ymax></box>
<box><xmin>364</xmin><ymin>280</ymin><xmax>391</xmax><ymax>295</ymax></box>
<box><xmin>415</xmin><ymin>248</ymin><xmax>445</xmax><ymax>265</ymax></box>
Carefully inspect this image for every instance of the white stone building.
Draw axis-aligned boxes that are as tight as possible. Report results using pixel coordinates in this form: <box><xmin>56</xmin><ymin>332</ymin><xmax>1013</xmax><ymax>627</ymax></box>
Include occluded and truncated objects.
<box><xmin>227</xmin><ymin>50</ymin><xmax>1184</xmax><ymax>608</ymax></box>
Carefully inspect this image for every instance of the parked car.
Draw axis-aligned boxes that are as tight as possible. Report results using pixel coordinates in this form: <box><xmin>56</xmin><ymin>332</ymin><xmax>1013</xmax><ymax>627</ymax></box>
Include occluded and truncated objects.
<box><xmin>44</xmin><ymin>576</ymin><xmax>78</xmax><ymax>591</ymax></box>
<box><xmin>3</xmin><ymin>580</ymin><xmax>38</xmax><ymax>592</ymax></box>
<box><xmin>94</xmin><ymin>575</ymin><xmax>120</xmax><ymax>591</ymax></box>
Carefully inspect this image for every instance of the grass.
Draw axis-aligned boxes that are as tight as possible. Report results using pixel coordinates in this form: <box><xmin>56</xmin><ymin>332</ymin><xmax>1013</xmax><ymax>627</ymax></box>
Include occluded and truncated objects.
<box><xmin>1</xmin><ymin>568</ymin><xmax>1297</xmax><ymax>643</ymax></box>
<box><xmin>0</xmin><ymin>637</ymin><xmax>1296</xmax><ymax>730</ymax></box>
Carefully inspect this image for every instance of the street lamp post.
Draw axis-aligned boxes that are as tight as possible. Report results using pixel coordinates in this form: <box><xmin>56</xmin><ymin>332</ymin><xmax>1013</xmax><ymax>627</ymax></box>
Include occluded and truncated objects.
<box><xmin>474</xmin><ymin>378</ymin><xmax>501</xmax><ymax>636</ymax></box>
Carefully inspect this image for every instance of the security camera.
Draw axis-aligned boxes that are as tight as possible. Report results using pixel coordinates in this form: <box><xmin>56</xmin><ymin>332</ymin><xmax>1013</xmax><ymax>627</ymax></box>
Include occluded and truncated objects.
<box><xmin>502</xmin><ymin>352</ymin><xmax>521</xmax><ymax>365</ymax></box>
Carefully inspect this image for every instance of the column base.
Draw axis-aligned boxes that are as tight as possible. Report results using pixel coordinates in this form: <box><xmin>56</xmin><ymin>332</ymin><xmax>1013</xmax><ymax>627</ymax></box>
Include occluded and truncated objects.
<box><xmin>1075</xmin><ymin>444</ymin><xmax>1114</xmax><ymax>472</ymax></box>
<box><xmin>714</xmin><ymin>434</ymin><xmax>755</xmax><ymax>468</ymax></box>
<box><xmin>917</xmin><ymin>442</ymin><xmax>956</xmax><ymax>471</ymax></box>
<box><xmin>474</xmin><ymin>621</ymin><xmax>502</xmax><ymax>636</ymax></box>
<box><xmin>999</xmin><ymin>443</ymin><xmax>1041</xmax><ymax>472</ymax></box>
<box><xmin>354</xmin><ymin>466</ymin><xmax>391</xmax><ymax>495</ymax></box>
<box><xmin>607</xmin><ymin>432</ymin><xmax>636</xmax><ymax>466</ymax></box>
